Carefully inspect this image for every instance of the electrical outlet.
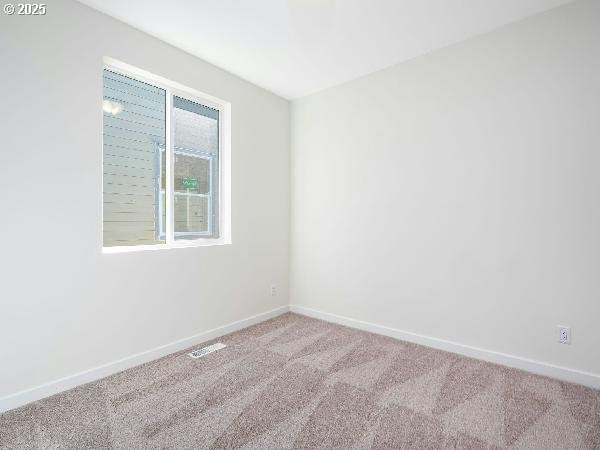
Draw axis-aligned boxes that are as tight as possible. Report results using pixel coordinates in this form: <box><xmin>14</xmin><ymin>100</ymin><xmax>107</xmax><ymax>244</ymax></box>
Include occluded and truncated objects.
<box><xmin>557</xmin><ymin>326</ymin><xmax>571</xmax><ymax>345</ymax></box>
<box><xmin>270</xmin><ymin>284</ymin><xmax>277</xmax><ymax>296</ymax></box>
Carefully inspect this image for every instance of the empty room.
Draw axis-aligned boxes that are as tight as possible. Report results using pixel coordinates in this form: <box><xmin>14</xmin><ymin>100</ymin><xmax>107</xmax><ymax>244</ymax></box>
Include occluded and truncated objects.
<box><xmin>1</xmin><ymin>0</ymin><xmax>599</xmax><ymax>448</ymax></box>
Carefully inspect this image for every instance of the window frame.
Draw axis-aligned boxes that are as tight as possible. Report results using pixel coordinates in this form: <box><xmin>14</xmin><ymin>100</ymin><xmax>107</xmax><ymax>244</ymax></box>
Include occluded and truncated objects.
<box><xmin>157</xmin><ymin>145</ymin><xmax>216</xmax><ymax>240</ymax></box>
<box><xmin>102</xmin><ymin>57</ymin><xmax>231</xmax><ymax>253</ymax></box>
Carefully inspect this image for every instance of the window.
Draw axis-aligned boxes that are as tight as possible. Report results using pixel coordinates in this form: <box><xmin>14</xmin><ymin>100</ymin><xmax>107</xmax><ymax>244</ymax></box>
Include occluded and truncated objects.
<box><xmin>102</xmin><ymin>60</ymin><xmax>229</xmax><ymax>251</ymax></box>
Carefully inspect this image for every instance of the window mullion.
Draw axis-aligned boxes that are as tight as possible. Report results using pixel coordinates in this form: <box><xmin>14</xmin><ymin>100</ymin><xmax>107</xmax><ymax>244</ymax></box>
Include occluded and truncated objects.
<box><xmin>165</xmin><ymin>91</ymin><xmax>174</xmax><ymax>244</ymax></box>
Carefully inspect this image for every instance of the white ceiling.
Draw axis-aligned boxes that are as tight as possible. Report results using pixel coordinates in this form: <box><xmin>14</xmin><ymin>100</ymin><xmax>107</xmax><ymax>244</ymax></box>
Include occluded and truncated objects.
<box><xmin>78</xmin><ymin>0</ymin><xmax>573</xmax><ymax>99</ymax></box>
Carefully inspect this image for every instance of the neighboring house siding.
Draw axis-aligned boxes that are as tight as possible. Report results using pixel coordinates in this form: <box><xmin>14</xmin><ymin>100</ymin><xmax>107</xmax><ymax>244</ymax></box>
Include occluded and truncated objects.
<box><xmin>102</xmin><ymin>70</ymin><xmax>165</xmax><ymax>247</ymax></box>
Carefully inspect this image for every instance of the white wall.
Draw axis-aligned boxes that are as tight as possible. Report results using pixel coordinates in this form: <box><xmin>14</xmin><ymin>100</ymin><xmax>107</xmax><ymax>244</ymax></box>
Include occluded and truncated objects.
<box><xmin>0</xmin><ymin>0</ymin><xmax>289</xmax><ymax>399</ymax></box>
<box><xmin>291</xmin><ymin>0</ymin><xmax>600</xmax><ymax>376</ymax></box>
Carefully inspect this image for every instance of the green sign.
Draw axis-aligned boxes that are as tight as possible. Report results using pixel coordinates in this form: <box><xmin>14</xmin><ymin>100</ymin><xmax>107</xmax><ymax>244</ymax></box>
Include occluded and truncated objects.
<box><xmin>182</xmin><ymin>177</ymin><xmax>198</xmax><ymax>189</ymax></box>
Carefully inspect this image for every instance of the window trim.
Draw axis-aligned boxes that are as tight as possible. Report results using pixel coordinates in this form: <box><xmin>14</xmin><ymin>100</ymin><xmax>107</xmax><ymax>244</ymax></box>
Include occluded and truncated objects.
<box><xmin>101</xmin><ymin>57</ymin><xmax>231</xmax><ymax>253</ymax></box>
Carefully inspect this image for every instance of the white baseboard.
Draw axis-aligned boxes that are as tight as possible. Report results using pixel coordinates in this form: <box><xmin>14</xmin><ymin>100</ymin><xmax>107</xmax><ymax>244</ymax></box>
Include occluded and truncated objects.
<box><xmin>290</xmin><ymin>304</ymin><xmax>600</xmax><ymax>389</ymax></box>
<box><xmin>0</xmin><ymin>305</ymin><xmax>289</xmax><ymax>414</ymax></box>
<box><xmin>3</xmin><ymin>303</ymin><xmax>597</xmax><ymax>415</ymax></box>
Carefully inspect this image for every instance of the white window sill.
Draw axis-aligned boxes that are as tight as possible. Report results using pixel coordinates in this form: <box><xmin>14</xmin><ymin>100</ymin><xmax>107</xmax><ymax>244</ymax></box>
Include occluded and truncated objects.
<box><xmin>102</xmin><ymin>238</ymin><xmax>231</xmax><ymax>254</ymax></box>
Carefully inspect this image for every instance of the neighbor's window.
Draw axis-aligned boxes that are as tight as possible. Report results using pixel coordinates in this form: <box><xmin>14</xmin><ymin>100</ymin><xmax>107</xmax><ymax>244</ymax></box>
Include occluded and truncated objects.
<box><xmin>102</xmin><ymin>64</ymin><xmax>227</xmax><ymax>249</ymax></box>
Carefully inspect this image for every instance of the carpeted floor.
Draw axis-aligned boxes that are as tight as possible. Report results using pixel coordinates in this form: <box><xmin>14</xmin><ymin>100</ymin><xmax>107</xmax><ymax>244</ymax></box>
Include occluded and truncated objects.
<box><xmin>1</xmin><ymin>313</ymin><xmax>599</xmax><ymax>449</ymax></box>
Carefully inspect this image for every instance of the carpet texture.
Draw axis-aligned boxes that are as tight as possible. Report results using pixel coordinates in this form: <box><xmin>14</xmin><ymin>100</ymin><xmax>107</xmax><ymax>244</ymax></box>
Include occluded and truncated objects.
<box><xmin>1</xmin><ymin>313</ymin><xmax>599</xmax><ymax>449</ymax></box>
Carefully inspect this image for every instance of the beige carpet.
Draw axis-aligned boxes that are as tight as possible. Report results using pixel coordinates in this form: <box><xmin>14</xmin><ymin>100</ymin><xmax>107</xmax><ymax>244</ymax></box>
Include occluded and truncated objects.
<box><xmin>1</xmin><ymin>312</ymin><xmax>599</xmax><ymax>449</ymax></box>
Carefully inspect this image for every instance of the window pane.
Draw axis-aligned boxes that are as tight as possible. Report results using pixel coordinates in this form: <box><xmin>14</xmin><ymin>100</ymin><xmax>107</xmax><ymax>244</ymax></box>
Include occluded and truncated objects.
<box><xmin>173</xmin><ymin>96</ymin><xmax>219</xmax><ymax>154</ymax></box>
<box><xmin>172</xmin><ymin>96</ymin><xmax>219</xmax><ymax>239</ymax></box>
<box><xmin>175</xmin><ymin>154</ymin><xmax>210</xmax><ymax>195</ymax></box>
<box><xmin>175</xmin><ymin>195</ymin><xmax>208</xmax><ymax>234</ymax></box>
<box><xmin>103</xmin><ymin>70</ymin><xmax>166</xmax><ymax>247</ymax></box>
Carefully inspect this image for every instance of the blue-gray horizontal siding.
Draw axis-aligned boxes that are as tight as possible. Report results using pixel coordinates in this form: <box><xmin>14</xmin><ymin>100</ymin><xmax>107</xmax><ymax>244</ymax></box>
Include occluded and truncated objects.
<box><xmin>103</xmin><ymin>70</ymin><xmax>165</xmax><ymax>247</ymax></box>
